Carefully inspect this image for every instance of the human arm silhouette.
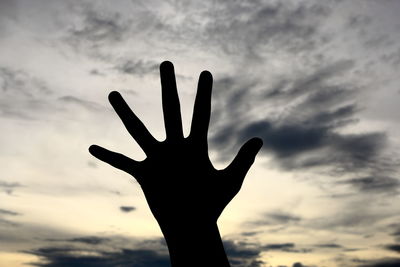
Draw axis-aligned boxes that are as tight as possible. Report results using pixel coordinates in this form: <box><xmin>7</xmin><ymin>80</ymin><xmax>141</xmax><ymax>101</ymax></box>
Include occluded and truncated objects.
<box><xmin>89</xmin><ymin>61</ymin><xmax>263</xmax><ymax>267</ymax></box>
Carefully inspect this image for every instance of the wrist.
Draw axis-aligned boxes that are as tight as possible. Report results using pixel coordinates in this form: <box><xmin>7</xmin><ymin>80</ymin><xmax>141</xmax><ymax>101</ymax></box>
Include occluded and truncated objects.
<box><xmin>159</xmin><ymin>221</ymin><xmax>230</xmax><ymax>267</ymax></box>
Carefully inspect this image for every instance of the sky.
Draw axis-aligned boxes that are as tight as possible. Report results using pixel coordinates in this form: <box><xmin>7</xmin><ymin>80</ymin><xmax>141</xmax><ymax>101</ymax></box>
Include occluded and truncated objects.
<box><xmin>0</xmin><ymin>0</ymin><xmax>400</xmax><ymax>266</ymax></box>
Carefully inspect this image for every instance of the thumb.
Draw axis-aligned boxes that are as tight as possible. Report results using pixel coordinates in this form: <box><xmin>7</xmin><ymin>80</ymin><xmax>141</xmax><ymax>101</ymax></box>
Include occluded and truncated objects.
<box><xmin>223</xmin><ymin>137</ymin><xmax>263</xmax><ymax>182</ymax></box>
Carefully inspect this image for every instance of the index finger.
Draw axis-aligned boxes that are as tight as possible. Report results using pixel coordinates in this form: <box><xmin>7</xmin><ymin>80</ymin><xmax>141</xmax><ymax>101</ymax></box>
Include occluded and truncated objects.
<box><xmin>109</xmin><ymin>91</ymin><xmax>157</xmax><ymax>153</ymax></box>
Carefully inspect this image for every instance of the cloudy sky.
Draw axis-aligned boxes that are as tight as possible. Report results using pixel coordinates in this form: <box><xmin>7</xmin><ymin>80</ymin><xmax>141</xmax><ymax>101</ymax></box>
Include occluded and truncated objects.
<box><xmin>1</xmin><ymin>0</ymin><xmax>400</xmax><ymax>266</ymax></box>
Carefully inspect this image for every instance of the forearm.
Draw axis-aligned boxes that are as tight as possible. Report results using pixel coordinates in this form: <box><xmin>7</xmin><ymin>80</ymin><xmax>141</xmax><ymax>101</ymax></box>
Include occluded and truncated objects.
<box><xmin>159</xmin><ymin>221</ymin><xmax>230</xmax><ymax>267</ymax></box>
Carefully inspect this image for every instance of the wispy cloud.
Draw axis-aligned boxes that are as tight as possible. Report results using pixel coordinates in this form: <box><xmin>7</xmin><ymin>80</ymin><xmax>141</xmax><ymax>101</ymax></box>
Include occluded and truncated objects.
<box><xmin>63</xmin><ymin>3</ymin><xmax>133</xmax><ymax>60</ymax></box>
<box><xmin>0</xmin><ymin>180</ymin><xmax>23</xmax><ymax>195</ymax></box>
<box><xmin>262</xmin><ymin>243</ymin><xmax>304</xmax><ymax>253</ymax></box>
<box><xmin>188</xmin><ymin>1</ymin><xmax>332</xmax><ymax>57</ymax></box>
<box><xmin>339</xmin><ymin>176</ymin><xmax>400</xmax><ymax>194</ymax></box>
<box><xmin>0</xmin><ymin>208</ymin><xmax>20</xmax><ymax>227</ymax></box>
<box><xmin>0</xmin><ymin>67</ymin><xmax>51</xmax><ymax>120</ymax></box>
<box><xmin>114</xmin><ymin>59</ymin><xmax>159</xmax><ymax>76</ymax></box>
<box><xmin>250</xmin><ymin>211</ymin><xmax>301</xmax><ymax>227</ymax></box>
<box><xmin>57</xmin><ymin>96</ymin><xmax>102</xmax><ymax>111</ymax></box>
<box><xmin>0</xmin><ymin>67</ymin><xmax>50</xmax><ymax>97</ymax></box>
<box><xmin>0</xmin><ymin>209</ymin><xmax>20</xmax><ymax>216</ymax></box>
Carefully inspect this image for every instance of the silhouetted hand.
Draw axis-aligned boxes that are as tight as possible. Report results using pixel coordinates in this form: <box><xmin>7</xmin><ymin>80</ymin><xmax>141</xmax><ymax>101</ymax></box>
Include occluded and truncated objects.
<box><xmin>89</xmin><ymin>61</ymin><xmax>262</xmax><ymax>266</ymax></box>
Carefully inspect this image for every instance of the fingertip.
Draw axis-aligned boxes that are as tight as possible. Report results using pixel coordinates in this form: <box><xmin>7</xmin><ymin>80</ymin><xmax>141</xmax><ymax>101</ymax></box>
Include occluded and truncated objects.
<box><xmin>252</xmin><ymin>137</ymin><xmax>263</xmax><ymax>150</ymax></box>
<box><xmin>242</xmin><ymin>138</ymin><xmax>263</xmax><ymax>159</ymax></box>
<box><xmin>88</xmin><ymin>145</ymin><xmax>99</xmax><ymax>155</ymax></box>
<box><xmin>225</xmin><ymin>138</ymin><xmax>263</xmax><ymax>178</ymax></box>
<box><xmin>89</xmin><ymin>145</ymin><xmax>107</xmax><ymax>157</ymax></box>
<box><xmin>245</xmin><ymin>137</ymin><xmax>263</xmax><ymax>149</ymax></box>
<box><xmin>199</xmin><ymin>70</ymin><xmax>213</xmax><ymax>85</ymax></box>
<box><xmin>160</xmin><ymin>61</ymin><xmax>174</xmax><ymax>71</ymax></box>
<box><xmin>108</xmin><ymin>91</ymin><xmax>121</xmax><ymax>102</ymax></box>
<box><xmin>200</xmin><ymin>70</ymin><xmax>212</xmax><ymax>79</ymax></box>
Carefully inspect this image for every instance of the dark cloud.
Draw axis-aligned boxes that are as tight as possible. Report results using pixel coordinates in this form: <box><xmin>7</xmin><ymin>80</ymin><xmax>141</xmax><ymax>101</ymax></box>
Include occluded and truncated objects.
<box><xmin>392</xmin><ymin>230</ymin><xmax>400</xmax><ymax>239</ymax></box>
<box><xmin>262</xmin><ymin>243</ymin><xmax>294</xmax><ymax>250</ymax></box>
<box><xmin>25</xmin><ymin>237</ymin><xmax>266</xmax><ymax>267</ymax></box>
<box><xmin>209</xmin><ymin>58</ymin><xmax>399</xmax><ymax>196</ymax></box>
<box><xmin>45</xmin><ymin>236</ymin><xmax>109</xmax><ymax>245</ymax></box>
<box><xmin>223</xmin><ymin>240</ymin><xmax>265</xmax><ymax>267</ymax></box>
<box><xmin>26</xmin><ymin>236</ymin><xmax>169</xmax><ymax>267</ymax></box>
<box><xmin>292</xmin><ymin>263</ymin><xmax>314</xmax><ymax>267</ymax></box>
<box><xmin>238</xmin><ymin>122</ymin><xmax>384</xmax><ymax>172</ymax></box>
<box><xmin>212</xmin><ymin>60</ymin><xmax>387</xmax><ymax>174</ymax></box>
<box><xmin>119</xmin><ymin>206</ymin><xmax>136</xmax><ymax>213</ymax></box>
<box><xmin>261</xmin><ymin>243</ymin><xmax>312</xmax><ymax>254</ymax></box>
<box><xmin>26</xmin><ymin>246</ymin><xmax>170</xmax><ymax>267</ymax></box>
<box><xmin>314</xmin><ymin>243</ymin><xmax>342</xmax><ymax>249</ymax></box>
<box><xmin>384</xmin><ymin>244</ymin><xmax>400</xmax><ymax>253</ymax></box>
<box><xmin>114</xmin><ymin>59</ymin><xmax>159</xmax><ymax>76</ymax></box>
<box><xmin>67</xmin><ymin>237</ymin><xmax>110</xmax><ymax>245</ymax></box>
<box><xmin>239</xmin><ymin>121</ymin><xmax>326</xmax><ymax>158</ymax></box>
<box><xmin>211</xmin><ymin>61</ymin><xmax>359</xmax><ymax>163</ymax></box>
<box><xmin>357</xmin><ymin>258</ymin><xmax>400</xmax><ymax>267</ymax></box>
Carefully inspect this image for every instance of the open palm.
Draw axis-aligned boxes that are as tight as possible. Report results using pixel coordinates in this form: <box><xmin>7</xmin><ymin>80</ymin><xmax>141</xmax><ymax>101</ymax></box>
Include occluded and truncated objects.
<box><xmin>89</xmin><ymin>61</ymin><xmax>262</xmax><ymax>266</ymax></box>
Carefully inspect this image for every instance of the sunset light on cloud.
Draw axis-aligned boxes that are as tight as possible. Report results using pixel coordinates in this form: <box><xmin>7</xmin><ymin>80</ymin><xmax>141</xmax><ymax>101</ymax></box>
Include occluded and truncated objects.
<box><xmin>1</xmin><ymin>1</ymin><xmax>400</xmax><ymax>266</ymax></box>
